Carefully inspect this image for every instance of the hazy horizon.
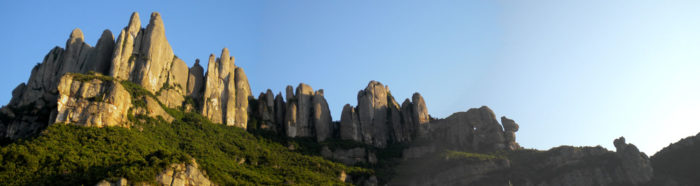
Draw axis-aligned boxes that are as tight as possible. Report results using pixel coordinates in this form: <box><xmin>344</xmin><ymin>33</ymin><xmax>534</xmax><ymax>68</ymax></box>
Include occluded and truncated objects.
<box><xmin>1</xmin><ymin>0</ymin><xmax>699</xmax><ymax>155</ymax></box>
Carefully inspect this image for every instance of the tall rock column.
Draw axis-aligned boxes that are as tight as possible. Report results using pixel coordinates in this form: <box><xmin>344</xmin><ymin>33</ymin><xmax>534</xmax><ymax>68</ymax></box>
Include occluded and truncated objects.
<box><xmin>340</xmin><ymin>104</ymin><xmax>361</xmax><ymax>141</ymax></box>
<box><xmin>501</xmin><ymin>116</ymin><xmax>520</xmax><ymax>150</ymax></box>
<box><xmin>283</xmin><ymin>84</ymin><xmax>331</xmax><ymax>139</ymax></box>
<box><xmin>312</xmin><ymin>90</ymin><xmax>332</xmax><ymax>142</ymax></box>
<box><xmin>131</xmin><ymin>12</ymin><xmax>175</xmax><ymax>93</ymax></box>
<box><xmin>202</xmin><ymin>54</ymin><xmax>222</xmax><ymax>123</ymax></box>
<box><xmin>274</xmin><ymin>93</ymin><xmax>286</xmax><ymax>133</ymax></box>
<box><xmin>110</xmin><ymin>12</ymin><xmax>142</xmax><ymax>80</ymax></box>
<box><xmin>257</xmin><ymin>90</ymin><xmax>276</xmax><ymax>131</ymax></box>
<box><xmin>233</xmin><ymin>67</ymin><xmax>251</xmax><ymax>128</ymax></box>
<box><xmin>411</xmin><ymin>93</ymin><xmax>429</xmax><ymax>136</ymax></box>
<box><xmin>357</xmin><ymin>81</ymin><xmax>390</xmax><ymax>147</ymax></box>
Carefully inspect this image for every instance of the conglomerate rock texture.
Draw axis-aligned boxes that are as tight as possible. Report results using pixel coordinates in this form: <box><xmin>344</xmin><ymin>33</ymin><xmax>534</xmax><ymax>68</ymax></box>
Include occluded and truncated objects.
<box><xmin>0</xmin><ymin>12</ymin><xmax>253</xmax><ymax>140</ymax></box>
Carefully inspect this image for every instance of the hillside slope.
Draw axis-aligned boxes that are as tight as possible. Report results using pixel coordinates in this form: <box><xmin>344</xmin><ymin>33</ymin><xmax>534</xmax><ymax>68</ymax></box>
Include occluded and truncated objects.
<box><xmin>0</xmin><ymin>107</ymin><xmax>370</xmax><ymax>185</ymax></box>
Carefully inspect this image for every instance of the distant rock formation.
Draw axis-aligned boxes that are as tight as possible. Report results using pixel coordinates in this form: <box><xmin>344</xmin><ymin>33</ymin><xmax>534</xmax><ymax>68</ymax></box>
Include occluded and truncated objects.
<box><xmin>339</xmin><ymin>81</ymin><xmax>429</xmax><ymax>148</ymax></box>
<box><xmin>392</xmin><ymin>137</ymin><xmax>654</xmax><ymax>186</ymax></box>
<box><xmin>279</xmin><ymin>84</ymin><xmax>333</xmax><ymax>141</ymax></box>
<box><xmin>0</xmin><ymin>12</ymin><xmax>254</xmax><ymax>140</ymax></box>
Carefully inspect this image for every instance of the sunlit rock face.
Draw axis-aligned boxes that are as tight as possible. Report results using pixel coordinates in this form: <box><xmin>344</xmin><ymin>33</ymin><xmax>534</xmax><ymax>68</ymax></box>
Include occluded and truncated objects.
<box><xmin>54</xmin><ymin>74</ymin><xmax>132</xmax><ymax>128</ymax></box>
<box><xmin>1</xmin><ymin>11</ymin><xmax>256</xmax><ymax>140</ymax></box>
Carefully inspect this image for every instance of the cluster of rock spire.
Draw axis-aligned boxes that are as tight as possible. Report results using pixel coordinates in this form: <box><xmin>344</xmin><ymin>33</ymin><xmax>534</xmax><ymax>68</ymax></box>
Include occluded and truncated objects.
<box><xmin>252</xmin><ymin>81</ymin><xmax>431</xmax><ymax>147</ymax></box>
<box><xmin>0</xmin><ymin>12</ymin><xmax>252</xmax><ymax>138</ymax></box>
<box><xmin>0</xmin><ymin>11</ymin><xmax>517</xmax><ymax>152</ymax></box>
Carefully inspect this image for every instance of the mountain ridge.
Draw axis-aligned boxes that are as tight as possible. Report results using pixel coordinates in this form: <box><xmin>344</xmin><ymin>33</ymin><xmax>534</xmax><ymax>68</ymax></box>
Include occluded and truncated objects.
<box><xmin>0</xmin><ymin>11</ymin><xmax>696</xmax><ymax>186</ymax></box>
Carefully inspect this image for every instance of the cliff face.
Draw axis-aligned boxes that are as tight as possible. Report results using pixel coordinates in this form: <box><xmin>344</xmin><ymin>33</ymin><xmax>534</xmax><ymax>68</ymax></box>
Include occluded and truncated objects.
<box><xmin>0</xmin><ymin>12</ymin><xmax>253</xmax><ymax>140</ymax></box>
<box><xmin>0</xmin><ymin>11</ymin><xmax>673</xmax><ymax>186</ymax></box>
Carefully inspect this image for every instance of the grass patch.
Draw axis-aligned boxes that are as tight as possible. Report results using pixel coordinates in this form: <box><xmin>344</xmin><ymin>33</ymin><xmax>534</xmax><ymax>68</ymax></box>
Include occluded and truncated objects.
<box><xmin>444</xmin><ymin>150</ymin><xmax>505</xmax><ymax>161</ymax></box>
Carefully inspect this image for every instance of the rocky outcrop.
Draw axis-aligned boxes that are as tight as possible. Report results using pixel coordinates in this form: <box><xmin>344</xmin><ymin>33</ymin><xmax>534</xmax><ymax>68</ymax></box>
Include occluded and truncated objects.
<box><xmin>133</xmin><ymin>96</ymin><xmax>174</xmax><ymax>123</ymax></box>
<box><xmin>130</xmin><ymin>12</ymin><xmax>175</xmax><ymax>94</ymax></box>
<box><xmin>157</xmin><ymin>57</ymin><xmax>189</xmax><ymax>108</ymax></box>
<box><xmin>273</xmin><ymin>93</ymin><xmax>286</xmax><ymax>131</ymax></box>
<box><xmin>339</xmin><ymin>81</ymin><xmax>429</xmax><ymax>147</ymax></box>
<box><xmin>110</xmin><ymin>12</ymin><xmax>141</xmax><ymax>80</ymax></box>
<box><xmin>2</xmin><ymin>11</ymin><xmax>255</xmax><ymax>139</ymax></box>
<box><xmin>186</xmin><ymin>59</ymin><xmax>204</xmax><ymax>100</ymax></box>
<box><xmin>613</xmin><ymin>137</ymin><xmax>654</xmax><ymax>184</ymax></box>
<box><xmin>392</xmin><ymin>137</ymin><xmax>654</xmax><ymax>186</ymax></box>
<box><xmin>200</xmin><ymin>49</ymin><xmax>251</xmax><ymax>128</ymax></box>
<box><xmin>256</xmin><ymin>90</ymin><xmax>276</xmax><ymax>131</ymax></box>
<box><xmin>650</xmin><ymin>132</ymin><xmax>700</xmax><ymax>185</ymax></box>
<box><xmin>340</xmin><ymin>104</ymin><xmax>361</xmax><ymax>141</ymax></box>
<box><xmin>96</xmin><ymin>159</ymin><xmax>214</xmax><ymax>186</ymax></box>
<box><xmin>415</xmin><ymin>106</ymin><xmax>510</xmax><ymax>152</ymax></box>
<box><xmin>282</xmin><ymin>84</ymin><xmax>332</xmax><ymax>141</ymax></box>
<box><xmin>501</xmin><ymin>116</ymin><xmax>520</xmax><ymax>150</ymax></box>
<box><xmin>0</xmin><ymin>26</ymin><xmax>116</xmax><ymax>139</ymax></box>
<box><xmin>155</xmin><ymin>159</ymin><xmax>215</xmax><ymax>186</ymax></box>
<box><xmin>233</xmin><ymin>67</ymin><xmax>251</xmax><ymax>128</ymax></box>
<box><xmin>313</xmin><ymin>90</ymin><xmax>332</xmax><ymax>141</ymax></box>
<box><xmin>54</xmin><ymin>74</ymin><xmax>132</xmax><ymax>127</ymax></box>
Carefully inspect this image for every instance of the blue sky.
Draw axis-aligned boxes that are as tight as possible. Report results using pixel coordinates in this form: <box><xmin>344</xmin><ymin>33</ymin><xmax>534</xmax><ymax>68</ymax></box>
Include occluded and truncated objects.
<box><xmin>1</xmin><ymin>0</ymin><xmax>699</xmax><ymax>155</ymax></box>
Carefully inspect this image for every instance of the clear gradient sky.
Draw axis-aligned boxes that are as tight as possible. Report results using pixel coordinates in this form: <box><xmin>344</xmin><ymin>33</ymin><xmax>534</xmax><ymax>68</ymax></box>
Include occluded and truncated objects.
<box><xmin>1</xmin><ymin>0</ymin><xmax>699</xmax><ymax>155</ymax></box>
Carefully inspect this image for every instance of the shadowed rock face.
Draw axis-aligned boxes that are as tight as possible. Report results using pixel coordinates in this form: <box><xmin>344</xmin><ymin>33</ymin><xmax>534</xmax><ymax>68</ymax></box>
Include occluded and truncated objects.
<box><xmin>277</xmin><ymin>84</ymin><xmax>332</xmax><ymax>141</ymax></box>
<box><xmin>336</xmin><ymin>81</ymin><xmax>430</xmax><ymax>147</ymax></box>
<box><xmin>392</xmin><ymin>137</ymin><xmax>654</xmax><ymax>186</ymax></box>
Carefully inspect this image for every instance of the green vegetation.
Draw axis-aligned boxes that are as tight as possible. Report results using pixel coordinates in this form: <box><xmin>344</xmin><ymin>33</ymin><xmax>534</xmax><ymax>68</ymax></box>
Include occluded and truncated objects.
<box><xmin>444</xmin><ymin>150</ymin><xmax>505</xmax><ymax>161</ymax></box>
<box><xmin>0</xmin><ymin>79</ymin><xmax>371</xmax><ymax>186</ymax></box>
<box><xmin>69</xmin><ymin>71</ymin><xmax>114</xmax><ymax>82</ymax></box>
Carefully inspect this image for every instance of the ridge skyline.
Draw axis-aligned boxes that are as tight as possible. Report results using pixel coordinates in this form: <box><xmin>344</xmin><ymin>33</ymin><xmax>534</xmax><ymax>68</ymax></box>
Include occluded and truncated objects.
<box><xmin>2</xmin><ymin>1</ymin><xmax>700</xmax><ymax>157</ymax></box>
